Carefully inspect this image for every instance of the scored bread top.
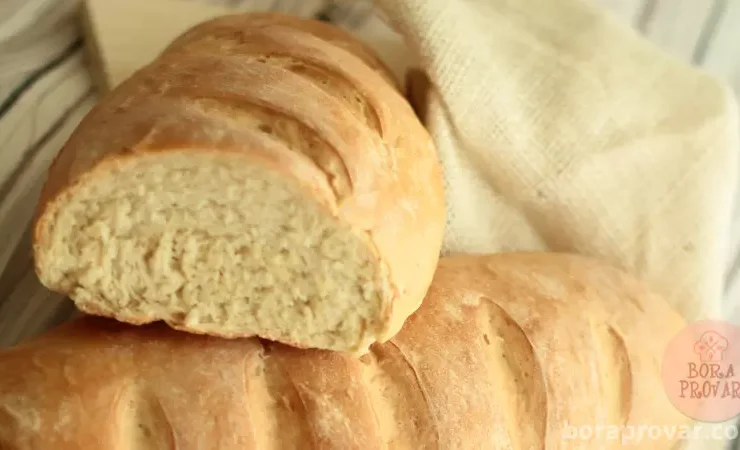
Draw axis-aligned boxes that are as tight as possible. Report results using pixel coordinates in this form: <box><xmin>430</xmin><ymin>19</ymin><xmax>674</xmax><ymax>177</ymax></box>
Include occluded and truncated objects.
<box><xmin>1</xmin><ymin>253</ymin><xmax>689</xmax><ymax>449</ymax></box>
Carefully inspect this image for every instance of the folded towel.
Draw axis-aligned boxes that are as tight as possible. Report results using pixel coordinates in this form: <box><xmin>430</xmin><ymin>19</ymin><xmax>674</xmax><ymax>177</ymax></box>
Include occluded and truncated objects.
<box><xmin>369</xmin><ymin>2</ymin><xmax>740</xmax><ymax>447</ymax></box>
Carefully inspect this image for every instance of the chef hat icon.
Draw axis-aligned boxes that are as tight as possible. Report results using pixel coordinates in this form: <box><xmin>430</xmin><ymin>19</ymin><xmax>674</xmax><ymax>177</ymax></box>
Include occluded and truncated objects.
<box><xmin>694</xmin><ymin>331</ymin><xmax>729</xmax><ymax>363</ymax></box>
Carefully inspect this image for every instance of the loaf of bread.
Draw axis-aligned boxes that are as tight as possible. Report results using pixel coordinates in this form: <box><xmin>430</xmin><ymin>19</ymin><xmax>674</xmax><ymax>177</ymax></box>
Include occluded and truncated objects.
<box><xmin>1</xmin><ymin>253</ymin><xmax>689</xmax><ymax>449</ymax></box>
<box><xmin>32</xmin><ymin>13</ymin><xmax>446</xmax><ymax>354</ymax></box>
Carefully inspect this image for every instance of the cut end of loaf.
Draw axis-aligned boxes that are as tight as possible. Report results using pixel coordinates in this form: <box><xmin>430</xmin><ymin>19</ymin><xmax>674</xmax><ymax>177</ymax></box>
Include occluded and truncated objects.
<box><xmin>34</xmin><ymin>151</ymin><xmax>392</xmax><ymax>353</ymax></box>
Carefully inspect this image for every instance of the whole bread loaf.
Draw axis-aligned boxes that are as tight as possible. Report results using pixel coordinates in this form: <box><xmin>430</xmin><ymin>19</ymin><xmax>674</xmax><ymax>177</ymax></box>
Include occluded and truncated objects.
<box><xmin>32</xmin><ymin>13</ymin><xmax>446</xmax><ymax>354</ymax></box>
<box><xmin>0</xmin><ymin>253</ymin><xmax>690</xmax><ymax>449</ymax></box>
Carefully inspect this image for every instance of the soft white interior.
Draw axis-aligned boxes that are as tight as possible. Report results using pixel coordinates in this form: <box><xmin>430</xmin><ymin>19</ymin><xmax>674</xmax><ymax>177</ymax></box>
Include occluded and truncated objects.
<box><xmin>38</xmin><ymin>151</ymin><xmax>388</xmax><ymax>352</ymax></box>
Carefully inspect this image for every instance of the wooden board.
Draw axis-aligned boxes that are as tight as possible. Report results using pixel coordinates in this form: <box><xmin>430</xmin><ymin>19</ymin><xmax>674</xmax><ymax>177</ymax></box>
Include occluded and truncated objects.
<box><xmin>82</xmin><ymin>0</ymin><xmax>328</xmax><ymax>90</ymax></box>
<box><xmin>83</xmin><ymin>0</ymin><xmax>232</xmax><ymax>90</ymax></box>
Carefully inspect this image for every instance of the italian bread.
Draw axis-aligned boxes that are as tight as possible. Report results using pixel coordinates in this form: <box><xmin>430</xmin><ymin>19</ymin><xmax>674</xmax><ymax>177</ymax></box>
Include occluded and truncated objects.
<box><xmin>1</xmin><ymin>253</ymin><xmax>689</xmax><ymax>449</ymax></box>
<box><xmin>32</xmin><ymin>13</ymin><xmax>446</xmax><ymax>354</ymax></box>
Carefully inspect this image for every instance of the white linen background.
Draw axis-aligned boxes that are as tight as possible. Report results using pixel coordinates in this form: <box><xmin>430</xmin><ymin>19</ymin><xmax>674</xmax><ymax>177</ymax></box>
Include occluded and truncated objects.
<box><xmin>0</xmin><ymin>0</ymin><xmax>739</xmax><ymax>448</ymax></box>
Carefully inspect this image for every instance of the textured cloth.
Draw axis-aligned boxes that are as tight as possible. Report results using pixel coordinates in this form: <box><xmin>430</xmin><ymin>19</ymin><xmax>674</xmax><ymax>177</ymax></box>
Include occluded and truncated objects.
<box><xmin>372</xmin><ymin>0</ymin><xmax>739</xmax><ymax>325</ymax></box>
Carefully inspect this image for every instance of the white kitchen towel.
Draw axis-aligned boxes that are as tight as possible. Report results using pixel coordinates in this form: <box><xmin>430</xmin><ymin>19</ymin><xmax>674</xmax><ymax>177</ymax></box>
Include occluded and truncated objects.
<box><xmin>371</xmin><ymin>0</ymin><xmax>739</xmax><ymax>325</ymax></box>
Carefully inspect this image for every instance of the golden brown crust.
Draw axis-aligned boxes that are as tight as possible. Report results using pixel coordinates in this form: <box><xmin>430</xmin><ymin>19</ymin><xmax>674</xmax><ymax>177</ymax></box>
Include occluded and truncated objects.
<box><xmin>3</xmin><ymin>253</ymin><xmax>689</xmax><ymax>449</ymax></box>
<box><xmin>33</xmin><ymin>12</ymin><xmax>405</xmax><ymax>229</ymax></box>
<box><xmin>163</xmin><ymin>12</ymin><xmax>400</xmax><ymax>89</ymax></box>
<box><xmin>32</xmin><ymin>13</ymin><xmax>445</xmax><ymax>345</ymax></box>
